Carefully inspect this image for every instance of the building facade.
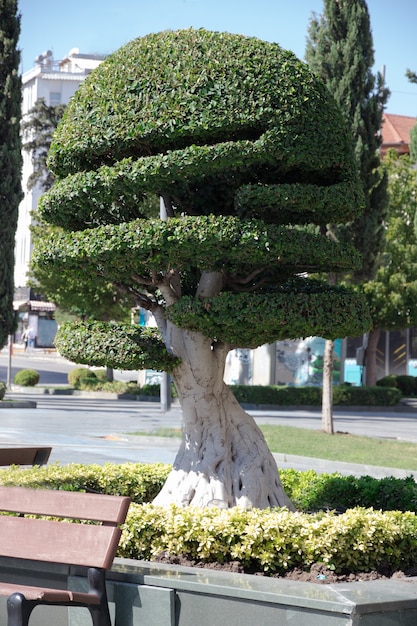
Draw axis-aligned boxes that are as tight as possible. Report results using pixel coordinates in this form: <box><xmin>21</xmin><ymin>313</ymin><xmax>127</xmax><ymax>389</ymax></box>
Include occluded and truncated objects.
<box><xmin>14</xmin><ymin>49</ymin><xmax>105</xmax><ymax>346</ymax></box>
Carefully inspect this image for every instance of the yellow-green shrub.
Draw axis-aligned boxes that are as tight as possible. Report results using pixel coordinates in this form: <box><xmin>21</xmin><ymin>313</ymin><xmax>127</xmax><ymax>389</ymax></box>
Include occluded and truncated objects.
<box><xmin>2</xmin><ymin>463</ymin><xmax>417</xmax><ymax>575</ymax></box>
<box><xmin>119</xmin><ymin>504</ymin><xmax>417</xmax><ymax>574</ymax></box>
<box><xmin>0</xmin><ymin>463</ymin><xmax>170</xmax><ymax>502</ymax></box>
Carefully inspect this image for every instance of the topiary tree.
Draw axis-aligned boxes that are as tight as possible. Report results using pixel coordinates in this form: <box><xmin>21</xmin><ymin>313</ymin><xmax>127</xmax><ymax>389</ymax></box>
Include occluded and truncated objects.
<box><xmin>34</xmin><ymin>29</ymin><xmax>370</xmax><ymax>509</ymax></box>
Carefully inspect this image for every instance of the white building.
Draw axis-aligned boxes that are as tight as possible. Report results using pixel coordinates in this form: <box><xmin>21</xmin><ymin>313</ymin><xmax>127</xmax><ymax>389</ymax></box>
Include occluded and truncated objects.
<box><xmin>14</xmin><ymin>49</ymin><xmax>105</xmax><ymax>346</ymax></box>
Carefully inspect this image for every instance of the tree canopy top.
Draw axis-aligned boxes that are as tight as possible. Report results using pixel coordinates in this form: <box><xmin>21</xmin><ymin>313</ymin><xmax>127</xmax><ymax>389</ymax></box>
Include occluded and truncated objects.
<box><xmin>42</xmin><ymin>29</ymin><xmax>362</xmax><ymax>231</ymax></box>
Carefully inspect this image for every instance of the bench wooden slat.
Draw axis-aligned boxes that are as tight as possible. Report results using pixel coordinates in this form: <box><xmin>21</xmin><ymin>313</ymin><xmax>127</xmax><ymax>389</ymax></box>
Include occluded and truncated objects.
<box><xmin>0</xmin><ymin>447</ymin><xmax>51</xmax><ymax>466</ymax></box>
<box><xmin>0</xmin><ymin>486</ymin><xmax>130</xmax><ymax>524</ymax></box>
<box><xmin>0</xmin><ymin>516</ymin><xmax>122</xmax><ymax>570</ymax></box>
<box><xmin>0</xmin><ymin>582</ymin><xmax>100</xmax><ymax>604</ymax></box>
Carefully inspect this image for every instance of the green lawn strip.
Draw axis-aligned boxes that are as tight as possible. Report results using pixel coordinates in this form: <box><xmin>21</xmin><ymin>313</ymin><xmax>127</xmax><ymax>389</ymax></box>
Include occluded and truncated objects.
<box><xmin>260</xmin><ymin>424</ymin><xmax>417</xmax><ymax>470</ymax></box>
<box><xmin>128</xmin><ymin>425</ymin><xmax>417</xmax><ymax>471</ymax></box>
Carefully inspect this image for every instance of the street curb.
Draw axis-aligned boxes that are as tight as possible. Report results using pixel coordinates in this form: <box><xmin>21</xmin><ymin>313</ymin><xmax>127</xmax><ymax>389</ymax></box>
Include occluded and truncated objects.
<box><xmin>272</xmin><ymin>452</ymin><xmax>417</xmax><ymax>479</ymax></box>
<box><xmin>0</xmin><ymin>400</ymin><xmax>36</xmax><ymax>408</ymax></box>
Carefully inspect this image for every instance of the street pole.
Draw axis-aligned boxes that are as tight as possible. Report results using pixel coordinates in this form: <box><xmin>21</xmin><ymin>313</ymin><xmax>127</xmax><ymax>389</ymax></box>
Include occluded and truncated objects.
<box><xmin>6</xmin><ymin>334</ymin><xmax>13</xmax><ymax>389</ymax></box>
<box><xmin>159</xmin><ymin>196</ymin><xmax>172</xmax><ymax>413</ymax></box>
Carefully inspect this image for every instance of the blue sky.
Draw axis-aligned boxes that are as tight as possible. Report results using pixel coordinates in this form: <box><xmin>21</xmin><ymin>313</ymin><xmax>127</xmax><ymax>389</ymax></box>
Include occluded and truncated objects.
<box><xmin>18</xmin><ymin>0</ymin><xmax>417</xmax><ymax>117</ymax></box>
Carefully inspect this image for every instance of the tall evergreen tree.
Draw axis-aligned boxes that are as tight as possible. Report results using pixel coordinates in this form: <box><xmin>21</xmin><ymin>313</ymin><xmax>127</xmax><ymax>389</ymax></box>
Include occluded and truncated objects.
<box><xmin>305</xmin><ymin>0</ymin><xmax>389</xmax><ymax>397</ymax></box>
<box><xmin>306</xmin><ymin>0</ymin><xmax>389</xmax><ymax>282</ymax></box>
<box><xmin>0</xmin><ymin>0</ymin><xmax>22</xmax><ymax>348</ymax></box>
<box><xmin>21</xmin><ymin>98</ymin><xmax>66</xmax><ymax>192</ymax></box>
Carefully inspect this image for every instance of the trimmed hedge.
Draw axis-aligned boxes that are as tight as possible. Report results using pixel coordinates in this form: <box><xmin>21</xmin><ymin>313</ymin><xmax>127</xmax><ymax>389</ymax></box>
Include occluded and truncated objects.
<box><xmin>377</xmin><ymin>374</ymin><xmax>417</xmax><ymax>397</ymax></box>
<box><xmin>13</xmin><ymin>369</ymin><xmax>40</xmax><ymax>386</ymax></box>
<box><xmin>1</xmin><ymin>463</ymin><xmax>416</xmax><ymax>514</ymax></box>
<box><xmin>0</xmin><ymin>463</ymin><xmax>170</xmax><ymax>503</ymax></box>
<box><xmin>280</xmin><ymin>469</ymin><xmax>417</xmax><ymax>513</ymax></box>
<box><xmin>0</xmin><ymin>381</ymin><xmax>6</xmax><ymax>400</ymax></box>
<box><xmin>231</xmin><ymin>384</ymin><xmax>402</xmax><ymax>406</ymax></box>
<box><xmin>1</xmin><ymin>463</ymin><xmax>417</xmax><ymax>575</ymax></box>
<box><xmin>56</xmin><ymin>321</ymin><xmax>181</xmax><ymax>373</ymax></box>
<box><xmin>120</xmin><ymin>503</ymin><xmax>417</xmax><ymax>575</ymax></box>
<box><xmin>167</xmin><ymin>285</ymin><xmax>371</xmax><ymax>347</ymax></box>
<box><xmin>67</xmin><ymin>367</ymin><xmax>97</xmax><ymax>386</ymax></box>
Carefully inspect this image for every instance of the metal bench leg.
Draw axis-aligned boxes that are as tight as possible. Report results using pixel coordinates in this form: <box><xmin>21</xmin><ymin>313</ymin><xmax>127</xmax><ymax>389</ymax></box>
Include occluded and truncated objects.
<box><xmin>89</xmin><ymin>604</ymin><xmax>111</xmax><ymax>626</ymax></box>
<box><xmin>88</xmin><ymin>568</ymin><xmax>111</xmax><ymax>626</ymax></box>
<box><xmin>7</xmin><ymin>593</ymin><xmax>34</xmax><ymax>626</ymax></box>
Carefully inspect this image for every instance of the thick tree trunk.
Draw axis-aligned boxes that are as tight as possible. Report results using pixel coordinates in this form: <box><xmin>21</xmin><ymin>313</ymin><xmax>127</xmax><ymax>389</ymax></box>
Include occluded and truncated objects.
<box><xmin>153</xmin><ymin>324</ymin><xmax>294</xmax><ymax>510</ymax></box>
<box><xmin>322</xmin><ymin>338</ymin><xmax>334</xmax><ymax>434</ymax></box>
<box><xmin>364</xmin><ymin>328</ymin><xmax>381</xmax><ymax>387</ymax></box>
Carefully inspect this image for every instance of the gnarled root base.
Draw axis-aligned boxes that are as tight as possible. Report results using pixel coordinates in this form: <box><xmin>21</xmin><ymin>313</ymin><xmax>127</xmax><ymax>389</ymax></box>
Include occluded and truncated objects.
<box><xmin>153</xmin><ymin>391</ymin><xmax>294</xmax><ymax>510</ymax></box>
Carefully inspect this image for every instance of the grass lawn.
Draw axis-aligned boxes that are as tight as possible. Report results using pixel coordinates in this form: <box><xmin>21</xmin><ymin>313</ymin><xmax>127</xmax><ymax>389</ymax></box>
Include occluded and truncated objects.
<box><xmin>131</xmin><ymin>425</ymin><xmax>417</xmax><ymax>471</ymax></box>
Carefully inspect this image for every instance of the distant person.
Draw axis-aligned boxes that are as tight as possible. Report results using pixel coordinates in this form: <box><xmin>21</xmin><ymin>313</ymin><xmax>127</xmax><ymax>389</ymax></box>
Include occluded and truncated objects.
<box><xmin>27</xmin><ymin>327</ymin><xmax>35</xmax><ymax>352</ymax></box>
<box><xmin>21</xmin><ymin>329</ymin><xmax>28</xmax><ymax>351</ymax></box>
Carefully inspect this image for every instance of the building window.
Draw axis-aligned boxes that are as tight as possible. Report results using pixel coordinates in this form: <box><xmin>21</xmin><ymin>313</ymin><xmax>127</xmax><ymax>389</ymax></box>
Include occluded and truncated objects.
<box><xmin>49</xmin><ymin>92</ymin><xmax>61</xmax><ymax>106</ymax></box>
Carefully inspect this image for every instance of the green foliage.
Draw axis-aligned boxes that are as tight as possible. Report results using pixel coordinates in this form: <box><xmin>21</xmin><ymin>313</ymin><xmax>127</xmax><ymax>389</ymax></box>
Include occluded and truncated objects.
<box><xmin>394</xmin><ymin>375</ymin><xmax>417</xmax><ymax>397</ymax></box>
<box><xmin>281</xmin><ymin>469</ymin><xmax>417</xmax><ymax>514</ymax></box>
<box><xmin>168</xmin><ymin>282</ymin><xmax>372</xmax><ymax>346</ymax></box>
<box><xmin>363</xmin><ymin>152</ymin><xmax>417</xmax><ymax>330</ymax></box>
<box><xmin>67</xmin><ymin>367</ymin><xmax>97</xmax><ymax>387</ymax></box>
<box><xmin>33</xmin><ymin>28</ymin><xmax>368</xmax><ymax>389</ymax></box>
<box><xmin>305</xmin><ymin>0</ymin><xmax>389</xmax><ymax>283</ymax></box>
<box><xmin>405</xmin><ymin>71</ymin><xmax>417</xmax><ymax>162</ymax></box>
<box><xmin>55</xmin><ymin>321</ymin><xmax>181</xmax><ymax>372</ymax></box>
<box><xmin>33</xmin><ymin>216</ymin><xmax>361</xmax><ymax>279</ymax></box>
<box><xmin>0</xmin><ymin>463</ymin><xmax>170</xmax><ymax>502</ymax></box>
<box><xmin>232</xmin><ymin>385</ymin><xmax>322</xmax><ymax>405</ymax></box>
<box><xmin>91</xmin><ymin>369</ymin><xmax>108</xmax><ymax>380</ymax></box>
<box><xmin>29</xmin><ymin>221</ymin><xmax>135</xmax><ymax>322</ymax></box>
<box><xmin>75</xmin><ymin>378</ymin><xmax>141</xmax><ymax>395</ymax></box>
<box><xmin>376</xmin><ymin>375</ymin><xmax>398</xmax><ymax>388</ymax></box>
<box><xmin>2</xmin><ymin>461</ymin><xmax>417</xmax><ymax>515</ymax></box>
<box><xmin>2</xmin><ymin>462</ymin><xmax>417</xmax><ymax>574</ymax></box>
<box><xmin>0</xmin><ymin>0</ymin><xmax>23</xmax><ymax>348</ymax></box>
<box><xmin>0</xmin><ymin>382</ymin><xmax>6</xmax><ymax>400</ymax></box>
<box><xmin>13</xmin><ymin>369</ymin><xmax>40</xmax><ymax>386</ymax></box>
<box><xmin>138</xmin><ymin>383</ymin><xmax>177</xmax><ymax>398</ymax></box>
<box><xmin>235</xmin><ymin>181</ymin><xmax>362</xmax><ymax>226</ymax></box>
<box><xmin>377</xmin><ymin>374</ymin><xmax>417</xmax><ymax>397</ymax></box>
<box><xmin>120</xmin><ymin>503</ymin><xmax>417</xmax><ymax>575</ymax></box>
<box><xmin>21</xmin><ymin>98</ymin><xmax>66</xmax><ymax>191</ymax></box>
<box><xmin>333</xmin><ymin>384</ymin><xmax>401</xmax><ymax>406</ymax></box>
<box><xmin>410</xmin><ymin>123</ymin><xmax>417</xmax><ymax>164</ymax></box>
<box><xmin>47</xmin><ymin>29</ymin><xmax>356</xmax><ymax>183</ymax></box>
<box><xmin>230</xmin><ymin>384</ymin><xmax>401</xmax><ymax>406</ymax></box>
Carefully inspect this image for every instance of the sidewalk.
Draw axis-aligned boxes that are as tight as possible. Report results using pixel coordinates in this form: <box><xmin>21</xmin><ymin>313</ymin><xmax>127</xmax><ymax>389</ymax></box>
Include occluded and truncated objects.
<box><xmin>1</xmin><ymin>391</ymin><xmax>417</xmax><ymax>479</ymax></box>
<box><xmin>2</xmin><ymin>344</ymin><xmax>59</xmax><ymax>358</ymax></box>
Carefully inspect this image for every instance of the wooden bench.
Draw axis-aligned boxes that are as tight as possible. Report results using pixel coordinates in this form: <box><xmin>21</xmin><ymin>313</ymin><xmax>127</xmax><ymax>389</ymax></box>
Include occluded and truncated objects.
<box><xmin>0</xmin><ymin>486</ymin><xmax>131</xmax><ymax>626</ymax></box>
<box><xmin>0</xmin><ymin>447</ymin><xmax>52</xmax><ymax>467</ymax></box>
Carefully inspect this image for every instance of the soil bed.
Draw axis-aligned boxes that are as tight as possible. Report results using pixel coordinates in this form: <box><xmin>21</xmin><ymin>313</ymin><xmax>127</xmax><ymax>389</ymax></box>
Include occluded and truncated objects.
<box><xmin>154</xmin><ymin>553</ymin><xmax>417</xmax><ymax>584</ymax></box>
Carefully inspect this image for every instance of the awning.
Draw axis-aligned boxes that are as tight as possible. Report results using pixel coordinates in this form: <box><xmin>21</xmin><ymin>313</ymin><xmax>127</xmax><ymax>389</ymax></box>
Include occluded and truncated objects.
<box><xmin>28</xmin><ymin>300</ymin><xmax>56</xmax><ymax>312</ymax></box>
<box><xmin>13</xmin><ymin>300</ymin><xmax>56</xmax><ymax>312</ymax></box>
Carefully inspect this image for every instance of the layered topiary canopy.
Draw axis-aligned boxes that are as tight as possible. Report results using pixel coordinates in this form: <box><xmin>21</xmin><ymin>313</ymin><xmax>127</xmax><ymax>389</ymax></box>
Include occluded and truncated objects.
<box><xmin>36</xmin><ymin>28</ymin><xmax>369</xmax><ymax>361</ymax></box>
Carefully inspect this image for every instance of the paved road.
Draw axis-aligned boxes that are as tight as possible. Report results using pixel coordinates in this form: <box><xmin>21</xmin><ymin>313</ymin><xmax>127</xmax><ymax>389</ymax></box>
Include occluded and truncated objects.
<box><xmin>1</xmin><ymin>393</ymin><xmax>417</xmax><ymax>478</ymax></box>
<box><xmin>0</xmin><ymin>394</ymin><xmax>180</xmax><ymax>465</ymax></box>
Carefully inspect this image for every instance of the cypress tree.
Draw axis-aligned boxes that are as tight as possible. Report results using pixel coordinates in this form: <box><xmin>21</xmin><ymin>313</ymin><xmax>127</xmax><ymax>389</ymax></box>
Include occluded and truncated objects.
<box><xmin>21</xmin><ymin>98</ymin><xmax>66</xmax><ymax>192</ymax></box>
<box><xmin>305</xmin><ymin>0</ymin><xmax>389</xmax><ymax>283</ymax></box>
<box><xmin>0</xmin><ymin>0</ymin><xmax>22</xmax><ymax>347</ymax></box>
